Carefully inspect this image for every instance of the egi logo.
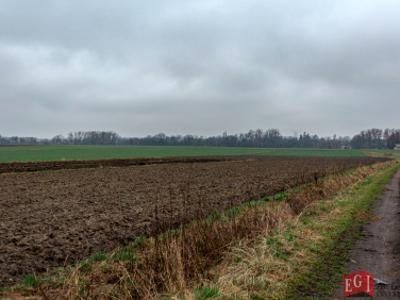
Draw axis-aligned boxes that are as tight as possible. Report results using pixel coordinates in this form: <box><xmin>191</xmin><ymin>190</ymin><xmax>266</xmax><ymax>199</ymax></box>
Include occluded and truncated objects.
<box><xmin>343</xmin><ymin>271</ymin><xmax>374</xmax><ymax>297</ymax></box>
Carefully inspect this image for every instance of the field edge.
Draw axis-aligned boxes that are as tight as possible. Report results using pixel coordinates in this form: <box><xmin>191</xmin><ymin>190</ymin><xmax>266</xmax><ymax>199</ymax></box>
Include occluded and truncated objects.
<box><xmin>184</xmin><ymin>161</ymin><xmax>399</xmax><ymax>300</ymax></box>
<box><xmin>284</xmin><ymin>161</ymin><xmax>399</xmax><ymax>299</ymax></box>
<box><xmin>1</xmin><ymin>161</ymin><xmax>396</xmax><ymax>299</ymax></box>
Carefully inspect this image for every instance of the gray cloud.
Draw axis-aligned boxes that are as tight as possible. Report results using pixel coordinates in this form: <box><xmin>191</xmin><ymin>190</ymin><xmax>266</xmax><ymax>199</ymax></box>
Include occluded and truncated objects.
<box><xmin>1</xmin><ymin>0</ymin><xmax>399</xmax><ymax>137</ymax></box>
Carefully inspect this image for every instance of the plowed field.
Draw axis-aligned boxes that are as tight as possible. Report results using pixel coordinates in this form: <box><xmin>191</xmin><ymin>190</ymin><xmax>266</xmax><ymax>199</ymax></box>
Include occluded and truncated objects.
<box><xmin>0</xmin><ymin>156</ymin><xmax>387</xmax><ymax>286</ymax></box>
<box><xmin>0</xmin><ymin>156</ymin><xmax>227</xmax><ymax>173</ymax></box>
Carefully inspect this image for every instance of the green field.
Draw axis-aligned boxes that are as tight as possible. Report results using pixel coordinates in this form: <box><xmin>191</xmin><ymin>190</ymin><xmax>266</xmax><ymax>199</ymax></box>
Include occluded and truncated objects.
<box><xmin>366</xmin><ymin>149</ymin><xmax>400</xmax><ymax>160</ymax></box>
<box><xmin>0</xmin><ymin>145</ymin><xmax>369</xmax><ymax>163</ymax></box>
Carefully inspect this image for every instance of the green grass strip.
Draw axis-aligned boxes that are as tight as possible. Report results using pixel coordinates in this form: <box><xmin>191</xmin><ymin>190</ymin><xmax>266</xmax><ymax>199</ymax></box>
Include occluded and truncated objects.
<box><xmin>284</xmin><ymin>162</ymin><xmax>399</xmax><ymax>299</ymax></box>
<box><xmin>0</xmin><ymin>145</ymin><xmax>366</xmax><ymax>163</ymax></box>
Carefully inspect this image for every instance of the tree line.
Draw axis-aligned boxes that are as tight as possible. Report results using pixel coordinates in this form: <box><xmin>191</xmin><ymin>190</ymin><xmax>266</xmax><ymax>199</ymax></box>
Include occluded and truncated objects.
<box><xmin>1</xmin><ymin>128</ymin><xmax>400</xmax><ymax>149</ymax></box>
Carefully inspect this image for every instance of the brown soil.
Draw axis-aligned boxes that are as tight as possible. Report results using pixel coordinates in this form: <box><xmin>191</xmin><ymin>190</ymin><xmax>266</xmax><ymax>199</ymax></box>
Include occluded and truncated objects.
<box><xmin>0</xmin><ymin>156</ymin><xmax>228</xmax><ymax>173</ymax></box>
<box><xmin>335</xmin><ymin>171</ymin><xmax>400</xmax><ymax>299</ymax></box>
<box><xmin>0</xmin><ymin>156</ymin><xmax>386</xmax><ymax>286</ymax></box>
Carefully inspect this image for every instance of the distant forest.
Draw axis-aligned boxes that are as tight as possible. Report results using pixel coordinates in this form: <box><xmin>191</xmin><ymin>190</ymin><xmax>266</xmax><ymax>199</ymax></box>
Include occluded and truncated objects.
<box><xmin>1</xmin><ymin>128</ymin><xmax>400</xmax><ymax>149</ymax></box>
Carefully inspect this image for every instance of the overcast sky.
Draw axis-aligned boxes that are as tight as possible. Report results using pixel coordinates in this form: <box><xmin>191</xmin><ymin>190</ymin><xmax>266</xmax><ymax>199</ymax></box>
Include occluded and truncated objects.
<box><xmin>0</xmin><ymin>0</ymin><xmax>399</xmax><ymax>138</ymax></box>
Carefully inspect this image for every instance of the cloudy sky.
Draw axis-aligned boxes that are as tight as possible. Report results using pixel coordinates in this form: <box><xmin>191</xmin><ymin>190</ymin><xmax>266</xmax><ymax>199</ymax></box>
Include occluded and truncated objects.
<box><xmin>0</xmin><ymin>0</ymin><xmax>399</xmax><ymax>138</ymax></box>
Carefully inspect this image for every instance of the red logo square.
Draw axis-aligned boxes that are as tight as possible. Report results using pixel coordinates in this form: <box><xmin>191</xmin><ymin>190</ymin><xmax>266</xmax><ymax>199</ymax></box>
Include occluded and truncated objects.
<box><xmin>343</xmin><ymin>271</ymin><xmax>375</xmax><ymax>297</ymax></box>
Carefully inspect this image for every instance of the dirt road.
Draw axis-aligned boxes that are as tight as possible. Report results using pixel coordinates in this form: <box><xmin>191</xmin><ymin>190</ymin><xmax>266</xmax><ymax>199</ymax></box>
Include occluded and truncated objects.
<box><xmin>335</xmin><ymin>171</ymin><xmax>400</xmax><ymax>299</ymax></box>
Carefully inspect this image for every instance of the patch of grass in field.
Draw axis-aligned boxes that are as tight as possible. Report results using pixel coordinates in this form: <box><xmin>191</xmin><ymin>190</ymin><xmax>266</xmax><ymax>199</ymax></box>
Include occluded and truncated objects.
<box><xmin>113</xmin><ymin>247</ymin><xmax>136</xmax><ymax>262</ymax></box>
<box><xmin>194</xmin><ymin>285</ymin><xmax>221</xmax><ymax>300</ymax></box>
<box><xmin>22</xmin><ymin>274</ymin><xmax>40</xmax><ymax>288</ymax></box>
<box><xmin>90</xmin><ymin>252</ymin><xmax>109</xmax><ymax>262</ymax></box>
<box><xmin>266</xmin><ymin>236</ymin><xmax>289</xmax><ymax>260</ymax></box>
<box><xmin>0</xmin><ymin>145</ymin><xmax>366</xmax><ymax>163</ymax></box>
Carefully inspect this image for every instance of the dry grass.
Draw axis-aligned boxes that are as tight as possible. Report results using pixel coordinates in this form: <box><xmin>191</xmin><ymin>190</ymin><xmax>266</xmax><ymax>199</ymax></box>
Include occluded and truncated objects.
<box><xmin>198</xmin><ymin>161</ymin><xmax>398</xmax><ymax>299</ymax></box>
<box><xmin>2</xmin><ymin>161</ymin><xmax>395</xmax><ymax>300</ymax></box>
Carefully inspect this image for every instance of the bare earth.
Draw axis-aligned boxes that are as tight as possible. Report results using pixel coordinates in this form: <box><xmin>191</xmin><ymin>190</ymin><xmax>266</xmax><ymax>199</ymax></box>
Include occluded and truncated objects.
<box><xmin>335</xmin><ymin>171</ymin><xmax>400</xmax><ymax>299</ymax></box>
<box><xmin>0</xmin><ymin>156</ymin><xmax>384</xmax><ymax>286</ymax></box>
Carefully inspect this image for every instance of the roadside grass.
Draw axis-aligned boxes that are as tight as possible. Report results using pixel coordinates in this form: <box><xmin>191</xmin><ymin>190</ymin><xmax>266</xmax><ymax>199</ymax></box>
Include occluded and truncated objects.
<box><xmin>200</xmin><ymin>160</ymin><xmax>399</xmax><ymax>299</ymax></box>
<box><xmin>2</xmin><ymin>160</ymin><xmax>394</xmax><ymax>300</ymax></box>
<box><xmin>286</xmin><ymin>163</ymin><xmax>398</xmax><ymax>299</ymax></box>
